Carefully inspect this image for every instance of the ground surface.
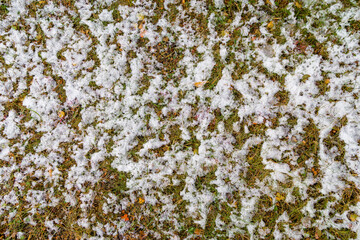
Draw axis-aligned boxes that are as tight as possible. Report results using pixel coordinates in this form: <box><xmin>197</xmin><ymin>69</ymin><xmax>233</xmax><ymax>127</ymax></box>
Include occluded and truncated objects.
<box><xmin>1</xmin><ymin>0</ymin><xmax>360</xmax><ymax>239</ymax></box>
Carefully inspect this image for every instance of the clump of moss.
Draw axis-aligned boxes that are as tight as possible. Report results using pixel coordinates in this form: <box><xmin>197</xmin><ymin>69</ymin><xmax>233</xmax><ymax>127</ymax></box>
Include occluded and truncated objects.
<box><xmin>274</xmin><ymin>90</ymin><xmax>289</xmax><ymax>105</ymax></box>
<box><xmin>295</xmin><ymin>119</ymin><xmax>320</xmax><ymax>171</ymax></box>
<box><xmin>245</xmin><ymin>143</ymin><xmax>270</xmax><ymax>186</ymax></box>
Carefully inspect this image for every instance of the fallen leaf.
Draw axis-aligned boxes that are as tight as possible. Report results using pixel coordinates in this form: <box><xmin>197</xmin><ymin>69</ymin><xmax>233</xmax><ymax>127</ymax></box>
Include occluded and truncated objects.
<box><xmin>121</xmin><ymin>214</ymin><xmax>129</xmax><ymax>221</ymax></box>
<box><xmin>137</xmin><ymin>13</ymin><xmax>145</xmax><ymax>21</ymax></box>
<box><xmin>311</xmin><ymin>167</ymin><xmax>318</xmax><ymax>176</ymax></box>
<box><xmin>139</xmin><ymin>197</ymin><xmax>145</xmax><ymax>204</ymax></box>
<box><xmin>140</xmin><ymin>29</ymin><xmax>146</xmax><ymax>38</ymax></box>
<box><xmin>324</xmin><ymin>79</ymin><xmax>330</xmax><ymax>84</ymax></box>
<box><xmin>295</xmin><ymin>1</ymin><xmax>302</xmax><ymax>8</ymax></box>
<box><xmin>276</xmin><ymin>193</ymin><xmax>285</xmax><ymax>201</ymax></box>
<box><xmin>350</xmin><ymin>214</ymin><xmax>358</xmax><ymax>222</ymax></box>
<box><xmin>267</xmin><ymin>21</ymin><xmax>274</xmax><ymax>29</ymax></box>
<box><xmin>58</xmin><ymin>110</ymin><xmax>65</xmax><ymax>118</ymax></box>
<box><xmin>266</xmin><ymin>0</ymin><xmax>272</xmax><ymax>5</ymax></box>
<box><xmin>49</xmin><ymin>168</ymin><xmax>52</xmax><ymax>177</ymax></box>
<box><xmin>194</xmin><ymin>81</ymin><xmax>207</xmax><ymax>87</ymax></box>
<box><xmin>194</xmin><ymin>228</ymin><xmax>204</xmax><ymax>235</ymax></box>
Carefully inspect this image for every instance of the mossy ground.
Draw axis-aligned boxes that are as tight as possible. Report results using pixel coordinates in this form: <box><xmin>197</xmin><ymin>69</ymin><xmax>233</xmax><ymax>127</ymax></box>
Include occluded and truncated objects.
<box><xmin>0</xmin><ymin>0</ymin><xmax>360</xmax><ymax>239</ymax></box>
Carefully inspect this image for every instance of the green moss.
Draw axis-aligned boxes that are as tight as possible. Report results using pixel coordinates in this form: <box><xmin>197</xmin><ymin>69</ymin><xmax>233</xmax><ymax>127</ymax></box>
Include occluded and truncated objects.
<box><xmin>86</xmin><ymin>47</ymin><xmax>101</xmax><ymax>71</ymax></box>
<box><xmin>52</xmin><ymin>75</ymin><xmax>67</xmax><ymax>104</ymax></box>
<box><xmin>112</xmin><ymin>9</ymin><xmax>122</xmax><ymax>22</ymax></box>
<box><xmin>342</xmin><ymin>84</ymin><xmax>354</xmax><ymax>93</ymax></box>
<box><xmin>167</xmin><ymin>4</ymin><xmax>179</xmax><ymax>23</ymax></box>
<box><xmin>89</xmin><ymin>81</ymin><xmax>102</xmax><ymax>90</ymax></box>
<box><xmin>232</xmin><ymin>121</ymin><xmax>249</xmax><ymax>150</ymax></box>
<box><xmin>168</xmin><ymin>124</ymin><xmax>182</xmax><ymax>145</ymax></box>
<box><xmin>153</xmin><ymin>40</ymin><xmax>184</xmax><ymax>77</ymax></box>
<box><xmin>205</xmin><ymin>43</ymin><xmax>225</xmax><ymax>89</ymax></box>
<box><xmin>274</xmin><ymin>90</ymin><xmax>289</xmax><ymax>106</ymax></box>
<box><xmin>333</xmin><ymin>183</ymin><xmax>360</xmax><ymax>214</ymax></box>
<box><xmin>339</xmin><ymin>0</ymin><xmax>356</xmax><ymax>8</ymax></box>
<box><xmin>347</xmin><ymin>20</ymin><xmax>360</xmax><ymax>33</ymax></box>
<box><xmin>183</xmin><ymin>129</ymin><xmax>200</xmax><ymax>154</ymax></box>
<box><xmin>294</xmin><ymin>2</ymin><xmax>311</xmax><ymax>22</ymax></box>
<box><xmin>248</xmin><ymin>121</ymin><xmax>267</xmax><ymax>136</ymax></box>
<box><xmin>204</xmin><ymin>200</ymin><xmax>219</xmax><ymax>238</ymax></box>
<box><xmin>24</xmin><ymin>132</ymin><xmax>43</xmax><ymax>154</ymax></box>
<box><xmin>0</xmin><ymin>4</ymin><xmax>9</xmax><ymax>17</ymax></box>
<box><xmin>56</xmin><ymin>48</ymin><xmax>67</xmax><ymax>61</ymax></box>
<box><xmin>295</xmin><ymin>118</ymin><xmax>320</xmax><ymax>170</ymax></box>
<box><xmin>287</xmin><ymin>114</ymin><xmax>298</xmax><ymax>127</ymax></box>
<box><xmin>136</xmin><ymin>74</ymin><xmax>152</xmax><ymax>95</ymax></box>
<box><xmin>245</xmin><ymin>143</ymin><xmax>270</xmax><ymax>186</ymax></box>
<box><xmin>323</xmin><ymin>116</ymin><xmax>347</xmax><ymax>163</ymax></box>
<box><xmin>232</xmin><ymin>62</ymin><xmax>249</xmax><ymax>81</ymax></box>
<box><xmin>195</xmin><ymin>165</ymin><xmax>218</xmax><ymax>194</ymax></box>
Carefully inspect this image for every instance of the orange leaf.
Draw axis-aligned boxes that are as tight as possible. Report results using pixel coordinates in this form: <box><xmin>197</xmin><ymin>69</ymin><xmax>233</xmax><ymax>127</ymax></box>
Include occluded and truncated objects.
<box><xmin>121</xmin><ymin>214</ymin><xmax>129</xmax><ymax>221</ymax></box>
<box><xmin>311</xmin><ymin>167</ymin><xmax>318</xmax><ymax>176</ymax></box>
<box><xmin>194</xmin><ymin>228</ymin><xmax>204</xmax><ymax>235</ymax></box>
<box><xmin>194</xmin><ymin>81</ymin><xmax>207</xmax><ymax>87</ymax></box>
<box><xmin>139</xmin><ymin>197</ymin><xmax>145</xmax><ymax>204</ymax></box>
<box><xmin>140</xmin><ymin>29</ymin><xmax>146</xmax><ymax>38</ymax></box>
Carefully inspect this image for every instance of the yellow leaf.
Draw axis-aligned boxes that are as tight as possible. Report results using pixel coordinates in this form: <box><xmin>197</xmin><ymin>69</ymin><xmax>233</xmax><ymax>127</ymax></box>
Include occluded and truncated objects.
<box><xmin>324</xmin><ymin>78</ymin><xmax>330</xmax><ymax>84</ymax></box>
<box><xmin>295</xmin><ymin>2</ymin><xmax>302</xmax><ymax>8</ymax></box>
<box><xmin>139</xmin><ymin>197</ymin><xmax>145</xmax><ymax>204</ymax></box>
<box><xmin>137</xmin><ymin>13</ymin><xmax>145</xmax><ymax>21</ymax></box>
<box><xmin>266</xmin><ymin>0</ymin><xmax>272</xmax><ymax>5</ymax></box>
<box><xmin>267</xmin><ymin>21</ymin><xmax>274</xmax><ymax>29</ymax></box>
<box><xmin>350</xmin><ymin>214</ymin><xmax>358</xmax><ymax>222</ymax></box>
<box><xmin>275</xmin><ymin>193</ymin><xmax>285</xmax><ymax>201</ymax></box>
<box><xmin>58</xmin><ymin>110</ymin><xmax>65</xmax><ymax>118</ymax></box>
<box><xmin>194</xmin><ymin>81</ymin><xmax>207</xmax><ymax>87</ymax></box>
